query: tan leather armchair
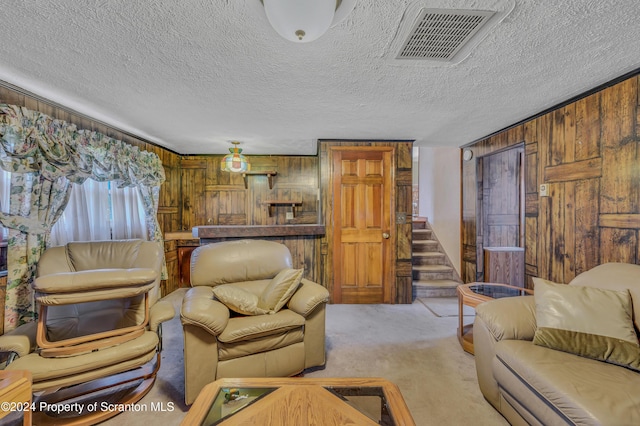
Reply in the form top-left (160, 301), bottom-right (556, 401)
top-left (181, 239), bottom-right (329, 405)
top-left (0, 239), bottom-right (175, 425)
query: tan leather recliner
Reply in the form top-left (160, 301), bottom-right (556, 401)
top-left (0, 239), bottom-right (175, 425)
top-left (180, 239), bottom-right (329, 405)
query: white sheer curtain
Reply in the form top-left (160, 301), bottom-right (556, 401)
top-left (50, 180), bottom-right (147, 246)
top-left (110, 184), bottom-right (147, 240)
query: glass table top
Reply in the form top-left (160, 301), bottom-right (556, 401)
top-left (468, 284), bottom-right (529, 299)
top-left (201, 385), bottom-right (394, 425)
top-left (201, 387), bottom-right (275, 426)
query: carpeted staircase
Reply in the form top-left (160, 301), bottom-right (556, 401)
top-left (412, 218), bottom-right (461, 298)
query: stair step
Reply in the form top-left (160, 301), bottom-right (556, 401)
top-left (413, 264), bottom-right (455, 281)
top-left (412, 252), bottom-right (445, 265)
top-left (412, 240), bottom-right (438, 251)
top-left (412, 218), bottom-right (427, 229)
top-left (413, 279), bottom-right (460, 298)
top-left (413, 265), bottom-right (453, 272)
top-left (412, 229), bottom-right (433, 240)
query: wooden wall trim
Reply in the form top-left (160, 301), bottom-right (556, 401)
top-left (204, 185), bottom-right (244, 191)
top-left (599, 214), bottom-right (640, 229)
top-left (544, 157), bottom-right (602, 182)
top-left (158, 207), bottom-right (179, 214)
top-left (181, 160), bottom-right (208, 169)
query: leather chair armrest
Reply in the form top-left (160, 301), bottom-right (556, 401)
top-left (474, 295), bottom-right (536, 410)
top-left (288, 279), bottom-right (329, 317)
top-left (475, 295), bottom-right (536, 341)
top-left (0, 321), bottom-right (38, 357)
top-left (181, 287), bottom-right (230, 335)
top-left (149, 300), bottom-right (176, 332)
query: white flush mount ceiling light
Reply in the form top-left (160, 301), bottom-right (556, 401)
top-left (262, 0), bottom-right (357, 43)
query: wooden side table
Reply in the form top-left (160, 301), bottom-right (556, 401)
top-left (0, 370), bottom-right (32, 426)
top-left (457, 283), bottom-right (533, 354)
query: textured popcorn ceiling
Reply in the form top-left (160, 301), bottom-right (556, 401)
top-left (0, 1), bottom-right (638, 155)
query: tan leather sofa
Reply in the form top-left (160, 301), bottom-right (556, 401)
top-left (180, 239), bottom-right (330, 404)
top-left (474, 263), bottom-right (640, 425)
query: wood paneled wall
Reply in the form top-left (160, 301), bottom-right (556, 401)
top-left (0, 85), bottom-right (183, 297)
top-left (180, 155), bottom-right (319, 228)
top-left (461, 74), bottom-right (640, 287)
top-left (319, 140), bottom-right (414, 303)
top-left (179, 154), bottom-right (323, 283)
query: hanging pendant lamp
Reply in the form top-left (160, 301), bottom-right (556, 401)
top-left (221, 141), bottom-right (250, 173)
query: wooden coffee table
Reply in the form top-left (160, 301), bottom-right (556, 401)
top-left (181, 377), bottom-right (415, 426)
top-left (457, 282), bottom-right (533, 354)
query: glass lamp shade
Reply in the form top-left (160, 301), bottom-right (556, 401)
top-left (221, 146), bottom-right (250, 173)
top-left (263, 0), bottom-right (336, 43)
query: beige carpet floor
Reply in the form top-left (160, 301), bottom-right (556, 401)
top-left (108, 289), bottom-right (507, 426)
top-left (418, 297), bottom-right (476, 317)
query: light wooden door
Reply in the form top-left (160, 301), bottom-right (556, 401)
top-left (331, 147), bottom-right (394, 303)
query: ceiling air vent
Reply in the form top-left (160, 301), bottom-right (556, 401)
top-left (397, 9), bottom-right (495, 61)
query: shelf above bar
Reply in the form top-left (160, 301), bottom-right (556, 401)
top-left (193, 224), bottom-right (325, 239)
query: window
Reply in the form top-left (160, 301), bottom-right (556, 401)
top-left (50, 180), bottom-right (147, 246)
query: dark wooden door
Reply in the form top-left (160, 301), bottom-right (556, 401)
top-left (480, 146), bottom-right (525, 278)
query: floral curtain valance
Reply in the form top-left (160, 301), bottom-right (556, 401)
top-left (0, 104), bottom-right (165, 187)
top-left (0, 103), bottom-right (167, 332)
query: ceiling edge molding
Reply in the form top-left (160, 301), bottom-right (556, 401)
top-left (0, 79), bottom-right (181, 155)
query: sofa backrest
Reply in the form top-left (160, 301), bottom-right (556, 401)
top-left (190, 239), bottom-right (293, 286)
top-left (38, 239), bottom-right (163, 304)
top-left (569, 262), bottom-right (640, 333)
top-left (36, 239), bottom-right (163, 342)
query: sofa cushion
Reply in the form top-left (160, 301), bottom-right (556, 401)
top-left (212, 285), bottom-right (269, 316)
top-left (218, 328), bottom-right (304, 361)
top-left (569, 262), bottom-right (640, 331)
top-left (258, 269), bottom-right (303, 313)
top-left (218, 309), bottom-right (305, 343)
top-left (6, 331), bottom-right (159, 383)
top-left (494, 339), bottom-right (640, 425)
top-left (533, 278), bottom-right (640, 371)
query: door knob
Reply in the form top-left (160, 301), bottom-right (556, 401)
top-left (382, 232), bottom-right (390, 239)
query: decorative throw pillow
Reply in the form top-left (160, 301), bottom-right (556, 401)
top-left (212, 285), bottom-right (268, 316)
top-left (258, 268), bottom-right (304, 313)
top-left (533, 277), bottom-right (640, 371)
